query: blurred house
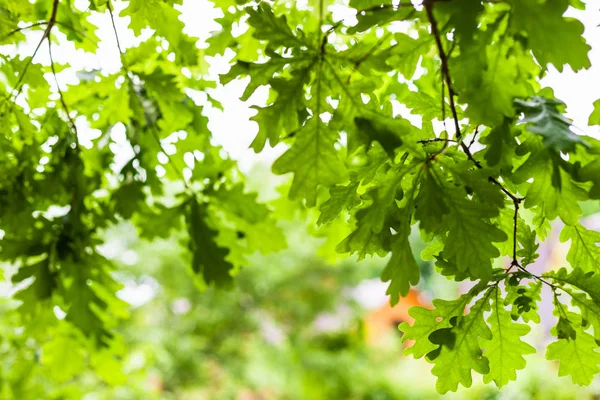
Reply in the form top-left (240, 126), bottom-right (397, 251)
top-left (364, 289), bottom-right (428, 346)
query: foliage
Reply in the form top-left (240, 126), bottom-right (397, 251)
top-left (1, 0), bottom-right (600, 394)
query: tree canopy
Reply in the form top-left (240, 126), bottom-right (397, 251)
top-left (1, 0), bottom-right (600, 394)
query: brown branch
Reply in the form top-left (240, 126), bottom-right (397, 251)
top-left (424, 1), bottom-right (461, 140)
top-left (11, 0), bottom-right (60, 102)
top-left (515, 263), bottom-right (561, 292)
top-left (424, 0), bottom-right (522, 202)
top-left (425, 0), bottom-right (527, 279)
top-left (512, 200), bottom-right (518, 262)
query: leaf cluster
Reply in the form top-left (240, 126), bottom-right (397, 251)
top-left (2, 0), bottom-right (600, 392)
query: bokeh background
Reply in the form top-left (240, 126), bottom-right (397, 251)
top-left (3, 162), bottom-right (600, 399)
top-left (2, 0), bottom-right (600, 398)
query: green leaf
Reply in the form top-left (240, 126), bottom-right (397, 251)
top-left (514, 97), bottom-right (589, 153)
top-left (247, 3), bottom-right (304, 50)
top-left (547, 310), bottom-right (600, 385)
top-left (336, 166), bottom-right (411, 259)
top-left (513, 138), bottom-right (587, 225)
top-left (318, 180), bottom-right (361, 225)
top-left (381, 222), bottom-right (419, 305)
top-left (436, 0), bottom-right (484, 43)
top-left (348, 1), bottom-right (419, 33)
top-left (435, 177), bottom-right (507, 278)
top-left (505, 281), bottom-right (542, 324)
top-left (185, 198), bottom-right (235, 286)
top-left (210, 184), bottom-right (269, 224)
top-left (11, 257), bottom-right (56, 314)
top-left (452, 27), bottom-right (536, 126)
top-left (354, 116), bottom-right (404, 158)
top-left (414, 170), bottom-right (448, 236)
top-left (544, 268), bottom-right (600, 303)
top-left (480, 287), bottom-right (535, 387)
top-left (400, 292), bottom-right (475, 359)
top-left (481, 122), bottom-right (517, 168)
top-left (428, 289), bottom-right (493, 393)
top-left (560, 223), bottom-right (600, 274)
top-left (272, 116), bottom-right (347, 207)
top-left (249, 64), bottom-right (314, 151)
top-left (589, 99), bottom-right (600, 126)
top-left (41, 335), bottom-right (87, 382)
top-left (511, 0), bottom-right (591, 72)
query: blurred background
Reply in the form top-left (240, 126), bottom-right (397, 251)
top-left (2, 0), bottom-right (600, 398)
top-left (2, 162), bottom-right (600, 399)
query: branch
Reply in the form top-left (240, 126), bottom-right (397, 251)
top-left (424, 2), bottom-right (522, 203)
top-left (320, 22), bottom-right (341, 55)
top-left (358, 3), bottom-right (419, 13)
top-left (11, 0), bottom-right (60, 102)
top-left (425, 0), bottom-right (528, 280)
top-left (107, 0), bottom-right (190, 189)
top-left (107, 2), bottom-right (125, 55)
top-left (47, 38), bottom-right (80, 152)
top-left (0, 22), bottom-right (48, 41)
top-left (424, 1), bottom-right (461, 140)
top-left (468, 125), bottom-right (480, 150)
top-left (417, 137), bottom-right (458, 145)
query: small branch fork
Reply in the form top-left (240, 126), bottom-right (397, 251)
top-left (11, 0), bottom-right (59, 102)
top-left (422, 0), bottom-right (576, 301)
top-left (424, 0), bottom-right (527, 273)
top-left (1, 22), bottom-right (49, 40)
top-left (7, 0), bottom-right (79, 151)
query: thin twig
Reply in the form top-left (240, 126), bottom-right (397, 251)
top-left (107, 2), bottom-right (125, 55)
top-left (1, 22), bottom-right (48, 41)
top-left (107, 0), bottom-right (190, 188)
top-left (425, 0), bottom-right (528, 285)
top-left (424, 1), bottom-right (522, 203)
top-left (417, 137), bottom-right (458, 145)
top-left (440, 72), bottom-right (448, 132)
top-left (468, 126), bottom-right (480, 150)
top-left (424, 1), bottom-right (461, 140)
top-left (359, 2), bottom-right (420, 13)
top-left (505, 200), bottom-right (520, 273)
top-left (11, 0), bottom-right (60, 102)
top-left (515, 263), bottom-right (560, 292)
top-left (320, 21), bottom-right (341, 54)
top-left (47, 38), bottom-right (80, 152)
